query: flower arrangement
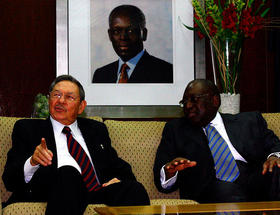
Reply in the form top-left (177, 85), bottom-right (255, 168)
top-left (185, 0), bottom-right (270, 93)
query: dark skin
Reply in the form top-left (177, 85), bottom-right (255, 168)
top-left (164, 80), bottom-right (280, 180)
top-left (108, 13), bottom-right (147, 62)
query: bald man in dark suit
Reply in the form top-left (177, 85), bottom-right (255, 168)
top-left (154, 79), bottom-right (280, 203)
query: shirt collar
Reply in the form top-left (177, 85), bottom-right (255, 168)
top-left (118, 49), bottom-right (145, 73)
top-left (209, 112), bottom-right (223, 127)
top-left (50, 116), bottom-right (78, 135)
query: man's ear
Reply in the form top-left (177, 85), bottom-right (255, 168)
top-left (78, 100), bottom-right (87, 115)
top-left (108, 29), bottom-right (113, 42)
top-left (142, 28), bottom-right (147, 41)
top-left (212, 95), bottom-right (220, 108)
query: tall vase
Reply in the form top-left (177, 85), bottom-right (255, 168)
top-left (210, 37), bottom-right (243, 114)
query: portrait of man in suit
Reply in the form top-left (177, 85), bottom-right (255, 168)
top-left (92, 4), bottom-right (173, 84)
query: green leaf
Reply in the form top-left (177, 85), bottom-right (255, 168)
top-left (182, 23), bottom-right (196, 31)
top-left (248, 0), bottom-right (254, 8)
top-left (261, 8), bottom-right (270, 17)
top-left (217, 0), bottom-right (223, 13)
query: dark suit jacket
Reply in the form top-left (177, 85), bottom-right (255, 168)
top-left (153, 112), bottom-right (280, 201)
top-left (2, 117), bottom-right (136, 203)
top-left (92, 51), bottom-right (173, 83)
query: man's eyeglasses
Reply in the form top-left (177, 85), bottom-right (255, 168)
top-left (48, 91), bottom-right (79, 103)
top-left (179, 94), bottom-right (210, 107)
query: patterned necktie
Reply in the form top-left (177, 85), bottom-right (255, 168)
top-left (62, 126), bottom-right (101, 192)
top-left (205, 124), bottom-right (240, 182)
top-left (118, 63), bottom-right (129, 83)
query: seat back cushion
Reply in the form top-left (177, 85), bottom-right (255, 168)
top-left (104, 120), bottom-right (179, 199)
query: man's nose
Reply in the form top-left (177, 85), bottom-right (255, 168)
top-left (58, 95), bottom-right (66, 103)
top-left (185, 100), bottom-right (193, 109)
top-left (120, 30), bottom-right (129, 39)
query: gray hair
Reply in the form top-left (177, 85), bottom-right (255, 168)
top-left (49, 75), bottom-right (85, 101)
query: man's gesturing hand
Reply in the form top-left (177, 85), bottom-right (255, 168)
top-left (30, 138), bottom-right (53, 166)
top-left (102, 178), bottom-right (121, 187)
top-left (262, 156), bottom-right (280, 175)
top-left (164, 157), bottom-right (197, 180)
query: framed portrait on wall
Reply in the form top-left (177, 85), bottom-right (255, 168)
top-left (58, 0), bottom-right (194, 106)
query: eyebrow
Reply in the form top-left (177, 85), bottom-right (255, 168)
top-left (52, 90), bottom-right (75, 95)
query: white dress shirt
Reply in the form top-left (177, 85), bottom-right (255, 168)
top-left (24, 117), bottom-right (93, 183)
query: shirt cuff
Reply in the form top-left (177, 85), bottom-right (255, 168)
top-left (24, 157), bottom-right (40, 183)
top-left (267, 152), bottom-right (280, 159)
top-left (160, 165), bottom-right (178, 189)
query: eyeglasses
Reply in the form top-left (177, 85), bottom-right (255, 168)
top-left (49, 91), bottom-right (79, 103)
top-left (179, 94), bottom-right (210, 107)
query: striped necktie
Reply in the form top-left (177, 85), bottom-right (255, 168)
top-left (118, 63), bottom-right (129, 83)
top-left (62, 126), bottom-right (101, 192)
top-left (205, 124), bottom-right (240, 182)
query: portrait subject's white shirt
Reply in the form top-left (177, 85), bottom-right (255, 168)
top-left (24, 117), bottom-right (94, 183)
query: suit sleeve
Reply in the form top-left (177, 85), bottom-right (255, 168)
top-left (153, 122), bottom-right (179, 193)
top-left (2, 120), bottom-right (35, 192)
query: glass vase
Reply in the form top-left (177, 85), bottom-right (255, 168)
top-left (210, 37), bottom-right (243, 94)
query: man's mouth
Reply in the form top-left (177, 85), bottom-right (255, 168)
top-left (55, 105), bottom-right (66, 112)
top-left (187, 111), bottom-right (198, 118)
top-left (119, 46), bottom-right (129, 51)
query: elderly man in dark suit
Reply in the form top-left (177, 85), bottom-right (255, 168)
top-left (153, 79), bottom-right (280, 203)
top-left (3, 75), bottom-right (150, 215)
top-left (92, 4), bottom-right (173, 84)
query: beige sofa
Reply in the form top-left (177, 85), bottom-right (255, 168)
top-left (1, 113), bottom-right (280, 214)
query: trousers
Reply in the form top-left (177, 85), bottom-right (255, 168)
top-left (45, 166), bottom-right (150, 215)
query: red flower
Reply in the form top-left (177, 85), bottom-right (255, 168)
top-left (240, 8), bottom-right (264, 38)
top-left (206, 15), bottom-right (217, 36)
top-left (222, 3), bottom-right (238, 32)
top-left (194, 13), bottom-right (205, 39)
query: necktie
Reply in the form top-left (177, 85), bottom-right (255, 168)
top-left (205, 124), bottom-right (240, 182)
top-left (62, 126), bottom-right (101, 192)
top-left (118, 63), bottom-right (129, 83)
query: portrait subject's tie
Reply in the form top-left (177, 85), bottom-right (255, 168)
top-left (205, 124), bottom-right (240, 182)
top-left (118, 63), bottom-right (129, 83)
top-left (62, 126), bottom-right (101, 192)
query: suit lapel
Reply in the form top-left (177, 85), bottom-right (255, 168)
top-left (41, 118), bottom-right (58, 168)
top-left (128, 51), bottom-right (149, 82)
top-left (77, 118), bottom-right (96, 157)
top-left (221, 114), bottom-right (244, 155)
top-left (109, 61), bottom-right (119, 82)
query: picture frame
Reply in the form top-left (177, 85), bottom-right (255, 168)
top-left (56, 0), bottom-right (198, 117)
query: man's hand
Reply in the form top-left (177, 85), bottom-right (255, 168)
top-left (262, 156), bottom-right (280, 175)
top-left (164, 157), bottom-right (197, 180)
top-left (102, 178), bottom-right (121, 187)
top-left (30, 138), bottom-right (53, 166)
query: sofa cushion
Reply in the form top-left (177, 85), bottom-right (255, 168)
top-left (104, 120), bottom-right (180, 200)
top-left (262, 113), bottom-right (280, 138)
top-left (2, 202), bottom-right (106, 215)
top-left (0, 117), bottom-right (22, 203)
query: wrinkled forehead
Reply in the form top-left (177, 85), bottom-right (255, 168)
top-left (184, 82), bottom-right (209, 97)
top-left (53, 81), bottom-right (79, 94)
